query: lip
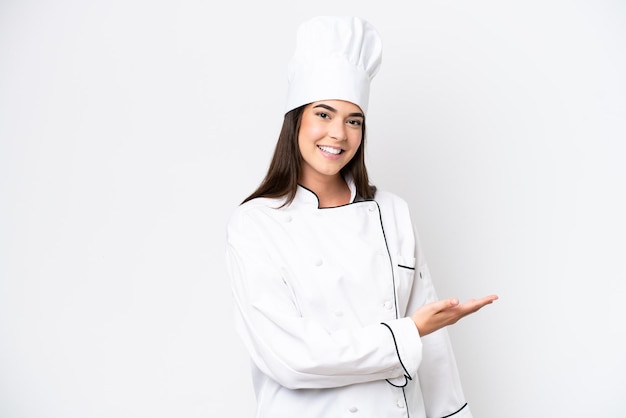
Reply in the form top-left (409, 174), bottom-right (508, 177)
top-left (317, 145), bottom-right (344, 160)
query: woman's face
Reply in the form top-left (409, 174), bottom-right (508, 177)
top-left (298, 100), bottom-right (364, 183)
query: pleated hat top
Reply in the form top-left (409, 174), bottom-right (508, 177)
top-left (284, 16), bottom-right (383, 115)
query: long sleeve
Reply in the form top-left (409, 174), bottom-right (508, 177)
top-left (226, 203), bottom-right (423, 390)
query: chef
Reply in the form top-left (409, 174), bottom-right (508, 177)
top-left (225, 15), bottom-right (498, 418)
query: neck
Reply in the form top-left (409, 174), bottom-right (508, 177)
top-left (300, 174), bottom-right (351, 208)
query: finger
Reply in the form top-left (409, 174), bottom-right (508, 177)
top-left (428, 297), bottom-right (460, 314)
top-left (459, 295), bottom-right (499, 313)
top-left (463, 295), bottom-right (498, 305)
top-left (477, 294), bottom-right (499, 304)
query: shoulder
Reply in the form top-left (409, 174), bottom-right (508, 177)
top-left (373, 188), bottom-right (415, 229)
top-left (227, 196), bottom-right (287, 231)
top-left (373, 188), bottom-right (410, 211)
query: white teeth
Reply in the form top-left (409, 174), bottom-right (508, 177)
top-left (318, 145), bottom-right (341, 155)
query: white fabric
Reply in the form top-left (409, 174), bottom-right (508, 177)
top-left (284, 16), bottom-right (383, 115)
top-left (225, 180), bottom-right (472, 418)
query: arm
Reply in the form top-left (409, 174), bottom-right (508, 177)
top-left (226, 207), bottom-right (423, 390)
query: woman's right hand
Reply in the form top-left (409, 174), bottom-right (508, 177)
top-left (411, 294), bottom-right (499, 337)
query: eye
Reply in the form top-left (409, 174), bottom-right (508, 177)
top-left (347, 119), bottom-right (363, 127)
top-left (316, 112), bottom-right (331, 119)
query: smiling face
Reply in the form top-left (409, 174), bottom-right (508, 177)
top-left (297, 100), bottom-right (364, 186)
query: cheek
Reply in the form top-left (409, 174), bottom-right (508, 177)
top-left (349, 132), bottom-right (363, 149)
top-left (299, 118), bottom-right (326, 142)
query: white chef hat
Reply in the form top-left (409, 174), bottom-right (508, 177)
top-left (284, 16), bottom-right (383, 115)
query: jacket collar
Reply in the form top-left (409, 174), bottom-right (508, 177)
top-left (293, 176), bottom-right (358, 209)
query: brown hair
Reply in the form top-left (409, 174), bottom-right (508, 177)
top-left (242, 104), bottom-right (377, 206)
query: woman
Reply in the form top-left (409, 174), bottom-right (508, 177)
top-left (225, 15), bottom-right (498, 418)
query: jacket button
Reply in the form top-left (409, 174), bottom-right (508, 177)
top-left (283, 215), bottom-right (292, 223)
top-left (349, 406), bottom-right (358, 413)
top-left (383, 301), bottom-right (393, 310)
top-left (314, 258), bottom-right (323, 266)
top-left (396, 400), bottom-right (405, 408)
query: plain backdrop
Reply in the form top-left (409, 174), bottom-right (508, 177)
top-left (1, 1), bottom-right (625, 417)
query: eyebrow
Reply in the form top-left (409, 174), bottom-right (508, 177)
top-left (313, 103), bottom-right (364, 118)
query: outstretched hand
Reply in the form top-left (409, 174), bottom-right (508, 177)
top-left (411, 294), bottom-right (499, 337)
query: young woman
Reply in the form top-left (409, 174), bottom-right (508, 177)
top-left (226, 16), bottom-right (498, 418)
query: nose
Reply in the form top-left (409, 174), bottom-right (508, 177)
top-left (329, 120), bottom-right (347, 141)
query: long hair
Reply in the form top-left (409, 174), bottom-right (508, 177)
top-left (242, 104), bottom-right (377, 206)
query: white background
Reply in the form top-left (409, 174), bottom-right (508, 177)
top-left (1, 1), bottom-right (625, 417)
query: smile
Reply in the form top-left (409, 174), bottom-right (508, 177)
top-left (318, 145), bottom-right (343, 155)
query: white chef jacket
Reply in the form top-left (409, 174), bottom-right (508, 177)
top-left (226, 179), bottom-right (471, 418)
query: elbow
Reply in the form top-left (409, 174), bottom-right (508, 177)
top-left (255, 356), bottom-right (342, 390)
top-left (266, 365), bottom-right (324, 390)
